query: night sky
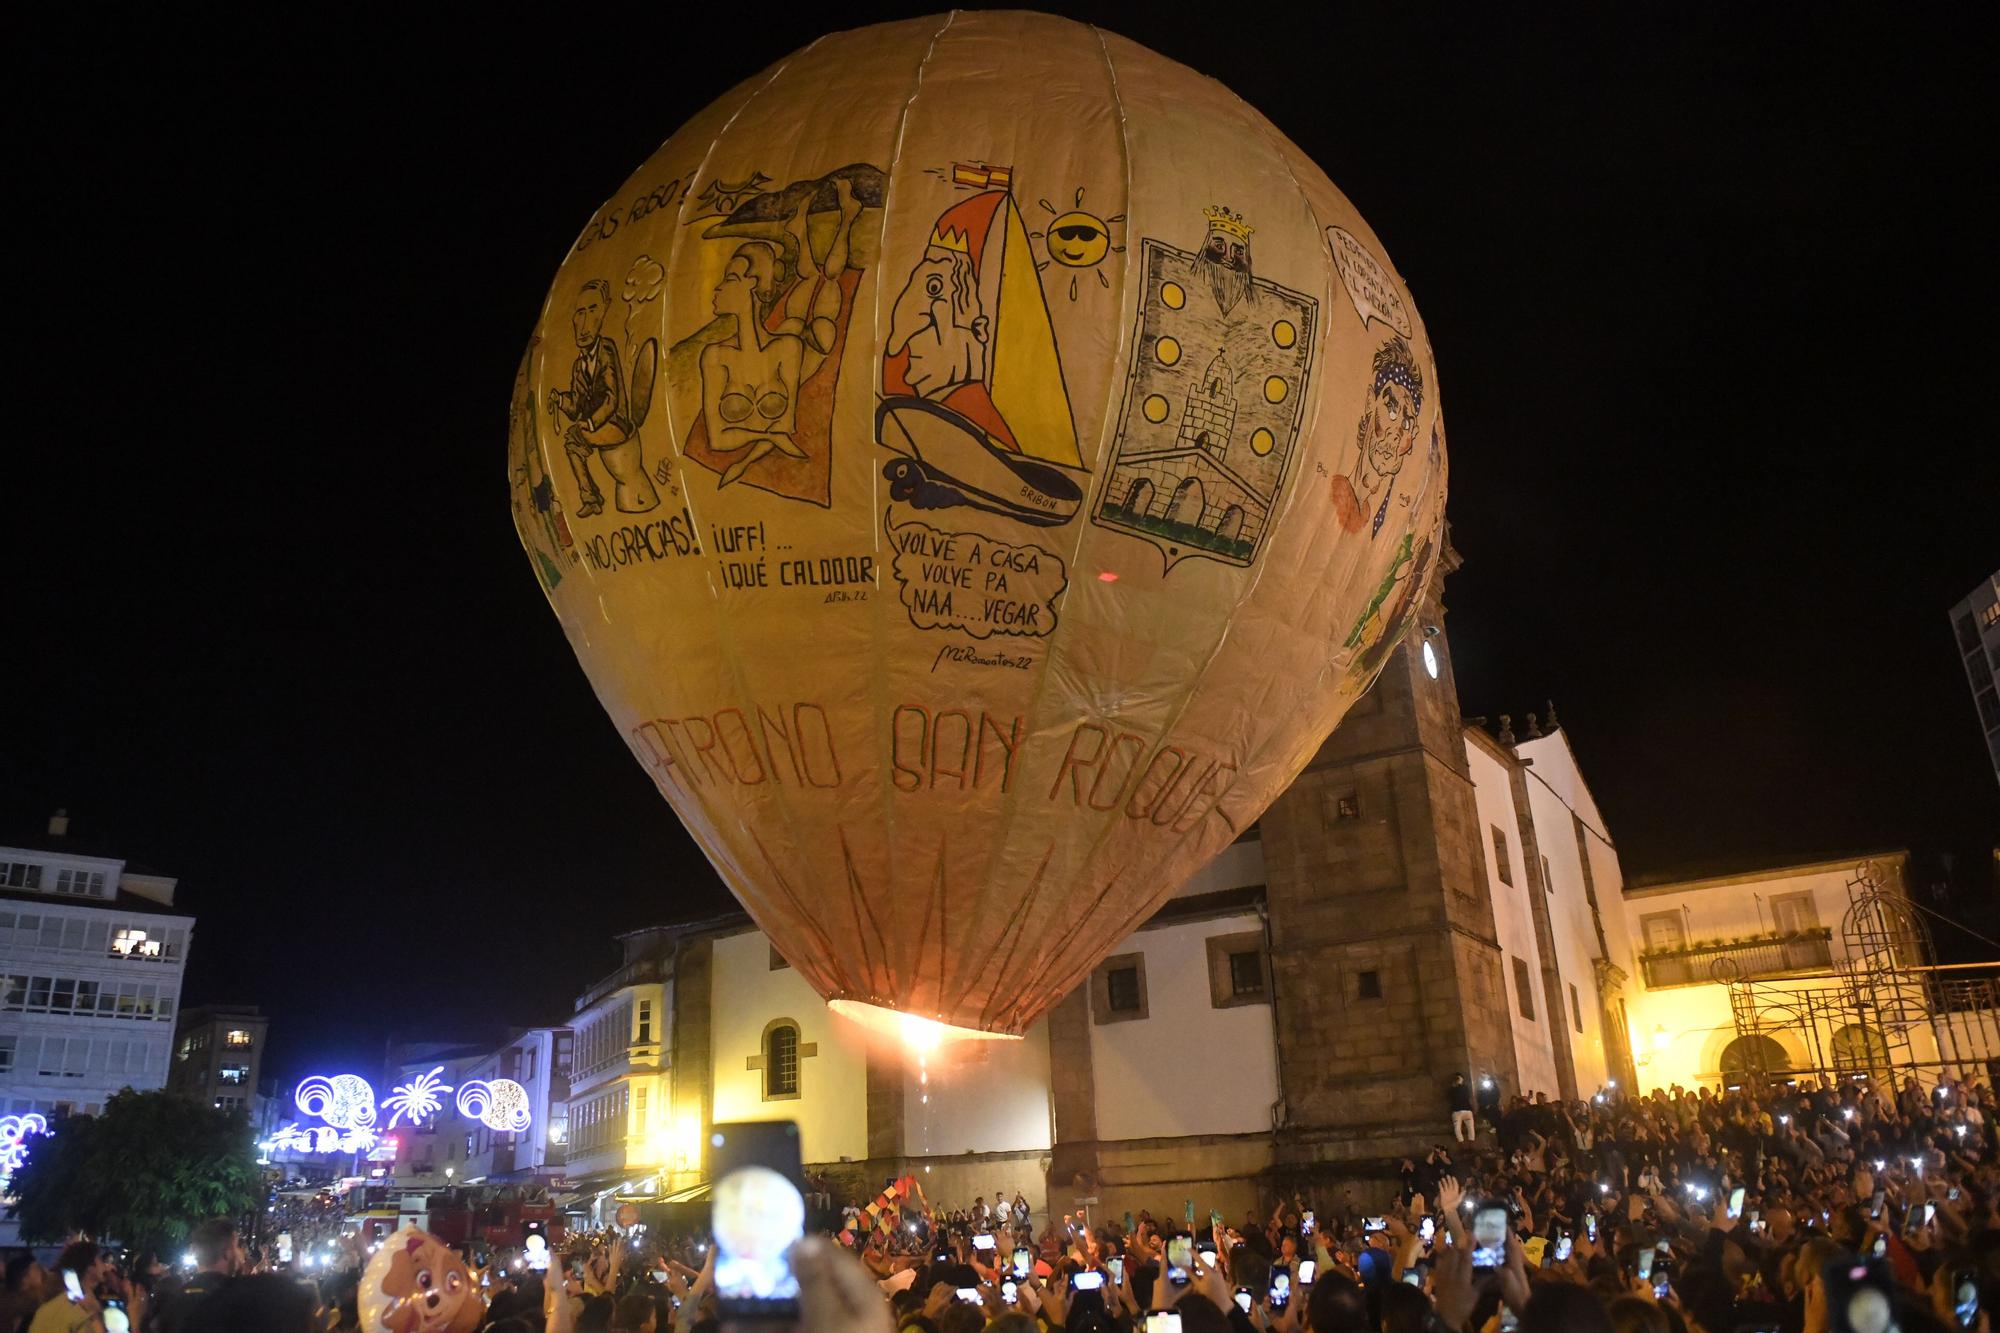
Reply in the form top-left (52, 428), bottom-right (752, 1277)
top-left (11, 6), bottom-right (1995, 1087)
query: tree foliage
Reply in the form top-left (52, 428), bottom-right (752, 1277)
top-left (7, 1090), bottom-right (261, 1252)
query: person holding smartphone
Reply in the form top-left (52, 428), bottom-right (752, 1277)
top-left (27, 1242), bottom-right (143, 1333)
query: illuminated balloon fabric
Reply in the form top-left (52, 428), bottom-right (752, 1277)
top-left (359, 1227), bottom-right (485, 1333)
top-left (512, 11), bottom-right (1447, 1035)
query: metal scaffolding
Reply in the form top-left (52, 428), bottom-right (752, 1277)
top-left (1717, 861), bottom-right (2000, 1089)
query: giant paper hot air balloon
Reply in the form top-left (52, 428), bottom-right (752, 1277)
top-left (510, 11), bottom-right (1447, 1039)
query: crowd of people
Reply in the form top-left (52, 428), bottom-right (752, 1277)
top-left (3, 1071), bottom-right (1996, 1332)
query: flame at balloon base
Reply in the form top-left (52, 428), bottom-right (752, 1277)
top-left (828, 1000), bottom-right (1023, 1055)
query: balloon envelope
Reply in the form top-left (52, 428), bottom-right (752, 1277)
top-left (511, 11), bottom-right (1447, 1035)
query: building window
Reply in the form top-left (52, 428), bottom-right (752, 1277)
top-left (1568, 983), bottom-right (1583, 1033)
top-left (1108, 968), bottom-right (1142, 1011)
top-left (634, 1086), bottom-right (648, 1135)
top-left (224, 1029), bottom-right (253, 1048)
top-left (764, 1023), bottom-right (801, 1100)
top-left (1511, 955), bottom-right (1536, 1022)
top-left (54, 870), bottom-right (106, 898)
top-left (1541, 856), bottom-right (1553, 894)
top-left (1204, 932), bottom-right (1268, 1010)
top-left (1358, 969), bottom-right (1383, 1000)
top-left (636, 1000), bottom-right (653, 1046)
top-left (0, 1036), bottom-right (13, 1073)
top-left (219, 1064), bottom-right (249, 1086)
top-left (0, 862), bottom-right (42, 890)
top-left (111, 928), bottom-right (162, 958)
top-left (1491, 828), bottom-right (1514, 887)
top-left (1228, 952), bottom-right (1266, 998)
top-left (1091, 952), bottom-right (1150, 1024)
top-left (1335, 794), bottom-right (1360, 820)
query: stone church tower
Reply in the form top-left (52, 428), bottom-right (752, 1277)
top-left (1259, 539), bottom-right (1523, 1176)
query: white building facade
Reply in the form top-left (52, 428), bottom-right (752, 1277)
top-left (0, 818), bottom-right (193, 1244)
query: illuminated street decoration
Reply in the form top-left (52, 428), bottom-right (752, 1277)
top-left (456, 1078), bottom-right (531, 1133)
top-left (383, 1067), bottom-right (452, 1128)
top-left (0, 1112), bottom-right (48, 1182)
top-left (266, 1122), bottom-right (379, 1155)
top-left (295, 1074), bottom-right (377, 1130)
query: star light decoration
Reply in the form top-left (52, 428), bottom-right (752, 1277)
top-left (0, 1112), bottom-right (48, 1184)
top-left (383, 1067), bottom-right (452, 1128)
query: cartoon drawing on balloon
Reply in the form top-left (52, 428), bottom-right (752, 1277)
top-left (1329, 335), bottom-right (1426, 539)
top-left (696, 171), bottom-right (772, 217)
top-left (671, 163), bottom-right (883, 507)
top-left (875, 163), bottom-right (1088, 529)
top-left (1028, 187), bottom-right (1124, 303)
top-left (547, 279), bottom-right (661, 519)
top-left (507, 342), bottom-right (576, 593)
top-left (1339, 525), bottom-right (1438, 679)
top-left (1090, 207), bottom-right (1317, 572)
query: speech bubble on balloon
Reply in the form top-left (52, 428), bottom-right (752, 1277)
top-left (622, 254), bottom-right (666, 344)
top-left (886, 510), bottom-right (1068, 642)
top-left (1327, 227), bottom-right (1414, 338)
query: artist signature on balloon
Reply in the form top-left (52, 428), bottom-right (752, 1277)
top-left (931, 644), bottom-right (1033, 673)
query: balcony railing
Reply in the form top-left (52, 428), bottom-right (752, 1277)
top-left (1640, 928), bottom-right (1833, 988)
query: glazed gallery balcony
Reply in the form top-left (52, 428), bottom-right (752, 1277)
top-left (1639, 928), bottom-right (1835, 989)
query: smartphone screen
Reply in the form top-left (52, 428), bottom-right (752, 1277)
top-left (1269, 1273), bottom-right (1291, 1309)
top-left (1472, 1205), bottom-right (1508, 1270)
top-left (1419, 1216), bottom-right (1435, 1246)
top-left (972, 1233), bottom-right (996, 1252)
top-left (1954, 1273), bottom-right (1979, 1327)
top-left (1001, 1280), bottom-right (1018, 1305)
top-left (1233, 1291), bottom-right (1252, 1312)
top-left (1146, 1315), bottom-right (1183, 1333)
top-left (1585, 1214), bottom-right (1598, 1242)
top-left (1363, 1217), bottom-right (1386, 1233)
top-left (709, 1121), bottom-right (806, 1317)
top-left (1011, 1248), bottom-right (1031, 1280)
top-left (1107, 1256), bottom-right (1124, 1284)
top-left (1298, 1259), bottom-right (1316, 1284)
top-left (1554, 1235), bottom-right (1573, 1262)
top-left (1166, 1236), bottom-right (1193, 1286)
top-left (1302, 1210), bottom-right (1315, 1234)
top-left (1636, 1250), bottom-right (1654, 1282)
top-left (102, 1309), bottom-right (130, 1333)
top-left (1072, 1270), bottom-right (1105, 1291)
top-left (956, 1288), bottom-right (983, 1303)
top-left (63, 1271), bottom-right (85, 1305)
top-left (1728, 1187), bottom-right (1746, 1219)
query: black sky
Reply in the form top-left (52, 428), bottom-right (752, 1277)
top-left (10, 5), bottom-right (1995, 1086)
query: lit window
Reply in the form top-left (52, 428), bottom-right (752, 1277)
top-left (764, 1024), bottom-right (800, 1100)
top-left (1491, 827), bottom-right (1514, 887)
top-left (636, 1000), bottom-right (653, 1045)
top-left (111, 929), bottom-right (161, 958)
top-left (224, 1030), bottom-right (253, 1048)
top-left (219, 1064), bottom-right (249, 1086)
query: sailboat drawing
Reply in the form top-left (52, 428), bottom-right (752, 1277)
top-left (877, 168), bottom-right (1086, 527)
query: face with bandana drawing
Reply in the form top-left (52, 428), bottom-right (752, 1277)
top-left (1356, 335), bottom-right (1424, 491)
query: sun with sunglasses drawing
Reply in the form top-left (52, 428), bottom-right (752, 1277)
top-left (1030, 188), bottom-right (1126, 301)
